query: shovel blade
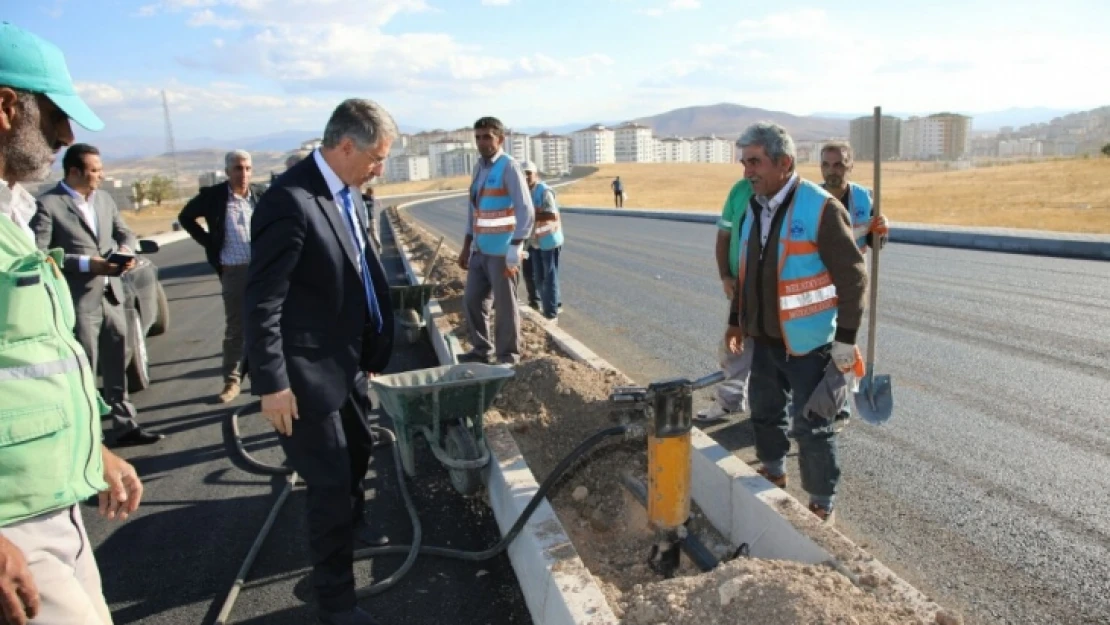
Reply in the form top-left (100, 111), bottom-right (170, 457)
top-left (853, 372), bottom-right (894, 425)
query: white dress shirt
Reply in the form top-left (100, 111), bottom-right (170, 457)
top-left (312, 149), bottom-right (367, 273)
top-left (0, 179), bottom-right (37, 243)
top-left (754, 173), bottom-right (799, 249)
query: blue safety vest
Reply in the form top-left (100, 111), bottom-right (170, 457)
top-left (471, 156), bottom-right (516, 256)
top-left (738, 180), bottom-right (838, 355)
top-left (845, 182), bottom-right (873, 251)
top-left (531, 182), bottom-right (564, 250)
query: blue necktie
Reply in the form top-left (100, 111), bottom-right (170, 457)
top-left (338, 189), bottom-right (383, 333)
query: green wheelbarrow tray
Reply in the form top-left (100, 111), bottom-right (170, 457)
top-left (370, 363), bottom-right (516, 495)
top-left (389, 283), bottom-right (437, 343)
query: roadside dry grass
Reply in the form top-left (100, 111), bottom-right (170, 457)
top-left (373, 176), bottom-right (470, 196)
top-left (554, 159), bottom-right (1110, 234)
top-left (120, 199), bottom-right (187, 237)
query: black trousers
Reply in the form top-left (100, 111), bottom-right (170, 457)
top-left (278, 374), bottom-right (374, 612)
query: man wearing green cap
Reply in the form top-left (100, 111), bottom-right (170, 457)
top-left (0, 22), bottom-right (143, 625)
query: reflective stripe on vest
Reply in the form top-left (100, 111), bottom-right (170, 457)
top-left (737, 179), bottom-right (838, 355)
top-left (0, 355), bottom-right (83, 381)
top-left (472, 156), bottom-right (516, 255)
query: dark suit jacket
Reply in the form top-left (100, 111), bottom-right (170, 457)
top-left (31, 183), bottom-right (138, 313)
top-left (178, 182), bottom-right (264, 274)
top-left (244, 156), bottom-right (394, 417)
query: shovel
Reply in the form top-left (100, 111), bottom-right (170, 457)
top-left (853, 106), bottom-right (894, 424)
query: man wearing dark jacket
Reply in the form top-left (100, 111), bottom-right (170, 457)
top-left (178, 150), bottom-right (263, 402)
top-left (725, 122), bottom-right (867, 524)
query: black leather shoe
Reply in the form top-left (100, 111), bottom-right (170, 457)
top-left (318, 606), bottom-right (379, 625)
top-left (354, 518), bottom-right (389, 547)
top-left (114, 428), bottom-right (165, 446)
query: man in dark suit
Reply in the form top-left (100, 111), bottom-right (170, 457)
top-left (178, 149), bottom-right (265, 403)
top-left (31, 143), bottom-right (164, 445)
top-left (244, 99), bottom-right (396, 625)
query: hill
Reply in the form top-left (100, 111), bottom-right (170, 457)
top-left (630, 103), bottom-right (848, 140)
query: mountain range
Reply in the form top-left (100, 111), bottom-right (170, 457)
top-left (98, 103), bottom-right (1089, 162)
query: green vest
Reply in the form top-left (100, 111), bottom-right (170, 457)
top-left (0, 212), bottom-right (106, 526)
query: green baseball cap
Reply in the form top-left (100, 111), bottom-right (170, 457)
top-left (0, 22), bottom-right (103, 131)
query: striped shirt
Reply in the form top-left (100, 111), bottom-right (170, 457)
top-left (220, 186), bottom-right (253, 266)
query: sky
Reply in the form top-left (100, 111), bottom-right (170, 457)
top-left (7, 0), bottom-right (1110, 143)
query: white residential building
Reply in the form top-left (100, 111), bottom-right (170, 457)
top-left (657, 137), bottom-right (692, 163)
top-left (385, 154), bottom-right (430, 183)
top-left (998, 138), bottom-right (1043, 158)
top-left (198, 171), bottom-right (226, 187)
top-left (615, 122), bottom-right (654, 162)
top-left (506, 132), bottom-right (531, 163)
top-left (691, 135), bottom-right (733, 163)
top-left (570, 124), bottom-right (616, 165)
top-left (440, 148), bottom-right (482, 178)
top-left (900, 113), bottom-right (972, 160)
top-left (407, 128), bottom-right (474, 157)
top-left (530, 132), bottom-right (571, 175)
top-left (428, 139), bottom-right (466, 178)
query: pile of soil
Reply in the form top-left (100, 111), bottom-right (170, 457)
top-left (389, 209), bottom-right (961, 625)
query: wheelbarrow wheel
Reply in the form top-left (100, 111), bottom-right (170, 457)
top-left (400, 308), bottom-right (422, 344)
top-left (444, 423), bottom-right (482, 496)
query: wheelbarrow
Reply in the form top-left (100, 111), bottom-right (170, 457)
top-left (370, 363), bottom-right (516, 495)
top-left (389, 283), bottom-right (436, 344)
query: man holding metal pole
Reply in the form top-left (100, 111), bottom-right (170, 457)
top-left (724, 121), bottom-right (867, 523)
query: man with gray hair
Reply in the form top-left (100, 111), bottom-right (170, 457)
top-left (244, 99), bottom-right (396, 625)
top-left (178, 148), bottom-right (262, 402)
top-left (723, 121), bottom-right (867, 523)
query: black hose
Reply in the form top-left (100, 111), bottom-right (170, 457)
top-left (229, 400), bottom-right (293, 476)
top-left (355, 425), bottom-right (421, 597)
top-left (354, 424), bottom-right (629, 563)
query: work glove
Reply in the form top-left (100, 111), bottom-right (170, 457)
top-left (830, 341), bottom-right (859, 373)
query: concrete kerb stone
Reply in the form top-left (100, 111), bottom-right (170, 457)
top-left (386, 199), bottom-right (619, 625)
top-left (392, 193), bottom-right (946, 622)
top-left (145, 230), bottom-right (192, 247)
top-left (561, 206), bottom-right (1110, 261)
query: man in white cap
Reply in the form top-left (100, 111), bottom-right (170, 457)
top-left (0, 21), bottom-right (144, 625)
top-left (521, 160), bottom-right (563, 322)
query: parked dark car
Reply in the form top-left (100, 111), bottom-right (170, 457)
top-left (123, 239), bottom-right (169, 391)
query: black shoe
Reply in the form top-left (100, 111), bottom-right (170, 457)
top-left (114, 428), bottom-right (165, 446)
top-left (318, 606), bottom-right (379, 625)
top-left (528, 300), bottom-right (540, 310)
top-left (457, 351), bottom-right (491, 364)
top-left (354, 518), bottom-right (389, 546)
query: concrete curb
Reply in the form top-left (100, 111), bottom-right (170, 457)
top-left (561, 206), bottom-right (1110, 261)
top-left (145, 230), bottom-right (192, 247)
top-left (392, 198), bottom-right (946, 621)
top-left (386, 205), bottom-right (619, 625)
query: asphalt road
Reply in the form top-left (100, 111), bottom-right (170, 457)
top-left (84, 196), bottom-right (530, 625)
top-left (408, 194), bottom-right (1110, 625)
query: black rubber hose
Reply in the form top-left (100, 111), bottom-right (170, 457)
top-left (229, 400), bottom-right (294, 476)
top-left (354, 424), bottom-right (628, 563)
top-left (355, 425), bottom-right (421, 597)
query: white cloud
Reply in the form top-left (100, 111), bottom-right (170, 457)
top-left (187, 9), bottom-right (242, 29)
top-left (641, 0), bottom-right (700, 17)
top-left (75, 80), bottom-right (330, 116)
top-left (480, 0), bottom-right (513, 5)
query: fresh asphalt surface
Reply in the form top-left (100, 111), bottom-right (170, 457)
top-left (408, 194), bottom-right (1110, 625)
top-left (84, 194), bottom-right (531, 625)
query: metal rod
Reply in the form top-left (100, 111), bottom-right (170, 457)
top-left (690, 370), bottom-right (725, 391)
top-left (214, 473), bottom-right (299, 625)
top-left (866, 106), bottom-right (883, 371)
top-left (620, 473), bottom-right (718, 573)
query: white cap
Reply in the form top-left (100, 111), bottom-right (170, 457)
top-left (521, 160), bottom-right (538, 172)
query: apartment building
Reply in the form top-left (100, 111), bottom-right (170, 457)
top-left (849, 115), bottom-right (902, 161)
top-left (385, 154), bottom-right (431, 183)
top-left (615, 122), bottom-right (654, 162)
top-left (531, 132), bottom-right (571, 175)
top-left (406, 128), bottom-right (474, 158)
top-left (998, 138), bottom-right (1043, 158)
top-left (691, 135), bottom-right (733, 163)
top-left (656, 136), bottom-right (692, 163)
top-left (428, 139), bottom-right (466, 178)
top-left (901, 113), bottom-right (972, 160)
top-left (570, 124), bottom-right (616, 165)
top-left (505, 132), bottom-right (531, 163)
top-left (440, 148), bottom-right (482, 178)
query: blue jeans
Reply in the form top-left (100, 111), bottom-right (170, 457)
top-left (532, 247), bottom-right (561, 318)
top-left (749, 340), bottom-right (841, 506)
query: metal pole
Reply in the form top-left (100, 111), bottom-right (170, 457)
top-left (865, 107), bottom-right (883, 372)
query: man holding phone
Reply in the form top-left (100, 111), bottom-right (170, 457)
top-left (32, 143), bottom-right (164, 445)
